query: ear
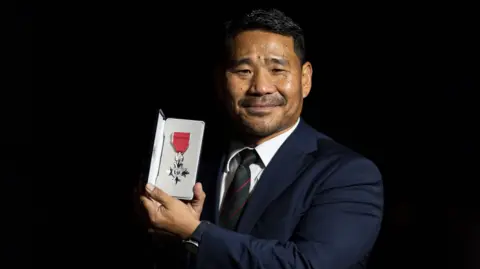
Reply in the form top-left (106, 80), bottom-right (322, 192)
top-left (301, 61), bottom-right (313, 98)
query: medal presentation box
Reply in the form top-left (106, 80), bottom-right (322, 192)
top-left (147, 109), bottom-right (205, 200)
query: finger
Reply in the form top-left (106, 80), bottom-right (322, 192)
top-left (141, 195), bottom-right (167, 230)
top-left (140, 195), bottom-right (155, 212)
top-left (141, 194), bottom-right (163, 209)
top-left (145, 184), bottom-right (172, 208)
top-left (193, 182), bottom-right (206, 202)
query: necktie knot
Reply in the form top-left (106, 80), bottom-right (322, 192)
top-left (239, 148), bottom-right (258, 167)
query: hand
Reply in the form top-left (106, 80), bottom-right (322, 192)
top-left (140, 183), bottom-right (205, 239)
top-left (186, 182), bottom-right (206, 220)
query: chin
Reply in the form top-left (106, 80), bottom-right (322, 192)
top-left (241, 117), bottom-right (281, 137)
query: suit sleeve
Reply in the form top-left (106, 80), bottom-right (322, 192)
top-left (194, 157), bottom-right (384, 269)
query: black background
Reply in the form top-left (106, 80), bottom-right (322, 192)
top-left (11, 2), bottom-right (478, 268)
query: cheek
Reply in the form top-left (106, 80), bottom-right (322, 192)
top-left (275, 75), bottom-right (300, 100)
top-left (278, 77), bottom-right (293, 90)
top-left (226, 77), bottom-right (248, 100)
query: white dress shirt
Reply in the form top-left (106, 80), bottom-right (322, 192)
top-left (218, 118), bottom-right (300, 209)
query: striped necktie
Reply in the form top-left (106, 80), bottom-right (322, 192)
top-left (219, 148), bottom-right (259, 230)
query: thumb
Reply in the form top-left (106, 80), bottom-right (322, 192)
top-left (145, 183), bottom-right (172, 208)
top-left (193, 182), bottom-right (206, 202)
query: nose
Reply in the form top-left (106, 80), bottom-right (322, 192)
top-left (250, 70), bottom-right (276, 95)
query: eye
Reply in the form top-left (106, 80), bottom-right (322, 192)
top-left (272, 69), bottom-right (286, 73)
top-left (235, 69), bottom-right (252, 74)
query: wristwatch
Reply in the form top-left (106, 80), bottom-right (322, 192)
top-left (183, 221), bottom-right (211, 254)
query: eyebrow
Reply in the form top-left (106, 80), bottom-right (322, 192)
top-left (229, 57), bottom-right (289, 67)
top-left (266, 58), bottom-right (289, 66)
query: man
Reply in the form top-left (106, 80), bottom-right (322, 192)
top-left (140, 8), bottom-right (383, 269)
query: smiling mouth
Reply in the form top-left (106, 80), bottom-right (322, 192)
top-left (239, 95), bottom-right (286, 114)
top-left (244, 104), bottom-right (278, 108)
top-left (243, 105), bottom-right (278, 114)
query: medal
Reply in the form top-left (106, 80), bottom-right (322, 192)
top-left (167, 132), bottom-right (190, 184)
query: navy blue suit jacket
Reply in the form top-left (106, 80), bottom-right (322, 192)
top-left (191, 118), bottom-right (384, 269)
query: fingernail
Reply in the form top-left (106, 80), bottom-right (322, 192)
top-left (146, 183), bottom-right (155, 192)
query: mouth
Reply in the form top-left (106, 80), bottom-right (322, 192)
top-left (239, 95), bottom-right (286, 116)
top-left (242, 104), bottom-right (279, 115)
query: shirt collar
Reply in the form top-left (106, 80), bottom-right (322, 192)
top-left (224, 118), bottom-right (300, 172)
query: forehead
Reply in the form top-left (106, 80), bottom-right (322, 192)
top-left (229, 30), bottom-right (297, 61)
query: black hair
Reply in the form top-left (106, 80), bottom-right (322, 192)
top-left (220, 8), bottom-right (306, 65)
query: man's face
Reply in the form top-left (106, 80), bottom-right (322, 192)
top-left (220, 30), bottom-right (312, 139)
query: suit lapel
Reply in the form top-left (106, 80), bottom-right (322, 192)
top-left (236, 119), bottom-right (319, 233)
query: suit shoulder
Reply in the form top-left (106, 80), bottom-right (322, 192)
top-left (317, 137), bottom-right (379, 167)
top-left (315, 137), bottom-right (364, 161)
top-left (299, 124), bottom-right (381, 182)
top-left (299, 120), bottom-right (378, 167)
top-left (297, 140), bottom-right (382, 207)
